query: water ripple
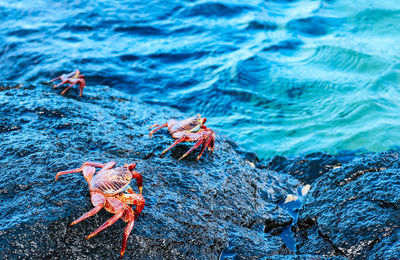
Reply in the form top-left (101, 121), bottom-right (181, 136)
top-left (1, 0), bottom-right (400, 158)
top-left (287, 15), bottom-right (344, 36)
top-left (178, 2), bottom-right (253, 18)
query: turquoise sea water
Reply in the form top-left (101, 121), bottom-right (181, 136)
top-left (1, 0), bottom-right (400, 159)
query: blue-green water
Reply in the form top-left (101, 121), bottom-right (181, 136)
top-left (1, 0), bottom-right (400, 159)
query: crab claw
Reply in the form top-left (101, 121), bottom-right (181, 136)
top-left (128, 163), bottom-right (136, 171)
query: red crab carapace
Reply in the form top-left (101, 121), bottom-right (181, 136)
top-left (55, 161), bottom-right (145, 258)
top-left (149, 114), bottom-right (215, 161)
top-left (51, 69), bottom-right (86, 97)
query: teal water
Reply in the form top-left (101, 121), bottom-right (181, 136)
top-left (1, 0), bottom-right (400, 159)
top-left (207, 0), bottom-right (400, 158)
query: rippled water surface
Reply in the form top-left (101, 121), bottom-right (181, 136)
top-left (2, 0), bottom-right (400, 159)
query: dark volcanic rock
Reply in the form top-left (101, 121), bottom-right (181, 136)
top-left (265, 152), bottom-right (341, 185)
top-left (0, 83), bottom-right (299, 259)
top-left (3, 83), bottom-right (397, 259)
top-left (295, 152), bottom-right (400, 259)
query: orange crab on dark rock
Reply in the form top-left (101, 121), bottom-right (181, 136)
top-left (149, 114), bottom-right (215, 161)
top-left (51, 69), bottom-right (86, 97)
top-left (55, 161), bottom-right (145, 258)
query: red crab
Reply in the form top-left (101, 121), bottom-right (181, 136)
top-left (149, 114), bottom-right (215, 161)
top-left (55, 161), bottom-right (145, 258)
top-left (51, 69), bottom-right (86, 97)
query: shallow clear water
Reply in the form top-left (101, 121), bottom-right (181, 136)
top-left (2, 0), bottom-right (400, 159)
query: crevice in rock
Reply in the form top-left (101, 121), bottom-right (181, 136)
top-left (371, 198), bottom-right (400, 211)
top-left (317, 229), bottom-right (346, 257)
top-left (338, 167), bottom-right (386, 186)
top-left (0, 83), bottom-right (22, 92)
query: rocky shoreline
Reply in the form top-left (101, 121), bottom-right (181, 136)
top-left (0, 83), bottom-right (399, 259)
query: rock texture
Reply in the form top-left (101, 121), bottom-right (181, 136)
top-left (268, 152), bottom-right (400, 259)
top-left (2, 83), bottom-right (399, 259)
top-left (0, 83), bottom-right (299, 259)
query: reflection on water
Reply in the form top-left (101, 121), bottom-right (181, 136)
top-left (1, 0), bottom-right (400, 159)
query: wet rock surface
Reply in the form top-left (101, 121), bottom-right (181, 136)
top-left (1, 83), bottom-right (399, 259)
top-left (265, 152), bottom-right (342, 185)
top-left (270, 152), bottom-right (400, 259)
top-left (0, 83), bottom-right (299, 259)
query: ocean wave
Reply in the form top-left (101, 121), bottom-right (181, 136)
top-left (0, 0), bottom-right (399, 158)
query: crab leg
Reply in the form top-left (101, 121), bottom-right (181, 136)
top-left (70, 193), bottom-right (106, 226)
top-left (197, 136), bottom-right (213, 160)
top-left (55, 161), bottom-right (114, 181)
top-left (148, 123), bottom-right (160, 128)
top-left (51, 76), bottom-right (62, 82)
top-left (97, 161), bottom-right (117, 174)
top-left (120, 208), bottom-right (135, 258)
top-left (55, 168), bottom-right (81, 180)
top-left (85, 197), bottom-right (127, 239)
top-left (83, 161), bottom-right (109, 168)
top-left (86, 210), bottom-right (124, 239)
top-left (160, 136), bottom-right (186, 156)
top-left (78, 82), bottom-right (85, 97)
top-left (209, 135), bottom-right (215, 152)
top-left (71, 205), bottom-right (103, 226)
top-left (60, 83), bottom-right (75, 95)
top-left (178, 138), bottom-right (203, 161)
top-left (55, 165), bottom-right (95, 181)
top-left (120, 219), bottom-right (135, 258)
top-left (148, 123), bottom-right (168, 138)
top-left (53, 81), bottom-right (67, 89)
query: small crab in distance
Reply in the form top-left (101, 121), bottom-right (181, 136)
top-left (51, 69), bottom-right (86, 97)
top-left (149, 114), bottom-right (215, 161)
top-left (55, 161), bottom-right (145, 258)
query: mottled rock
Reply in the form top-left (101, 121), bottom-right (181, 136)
top-left (0, 83), bottom-right (298, 259)
top-left (265, 152), bottom-right (341, 185)
top-left (296, 152), bottom-right (400, 259)
top-left (3, 83), bottom-right (396, 259)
